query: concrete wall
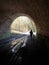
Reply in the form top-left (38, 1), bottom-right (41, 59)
top-left (0, 0), bottom-right (49, 38)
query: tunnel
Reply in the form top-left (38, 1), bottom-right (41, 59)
top-left (0, 0), bottom-right (49, 65)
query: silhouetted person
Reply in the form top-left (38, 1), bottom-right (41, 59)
top-left (30, 30), bottom-right (33, 38)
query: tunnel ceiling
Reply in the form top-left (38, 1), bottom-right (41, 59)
top-left (0, 0), bottom-right (49, 36)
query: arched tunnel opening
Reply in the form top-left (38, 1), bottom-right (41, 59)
top-left (0, 14), bottom-right (37, 39)
top-left (10, 15), bottom-right (37, 37)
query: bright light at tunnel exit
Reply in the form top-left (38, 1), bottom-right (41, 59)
top-left (11, 16), bottom-right (37, 35)
top-left (33, 32), bottom-right (37, 36)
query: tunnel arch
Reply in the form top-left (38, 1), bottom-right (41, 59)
top-left (0, 13), bottom-right (37, 39)
top-left (10, 13), bottom-right (37, 36)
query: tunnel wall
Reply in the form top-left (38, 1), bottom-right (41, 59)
top-left (0, 0), bottom-right (49, 37)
